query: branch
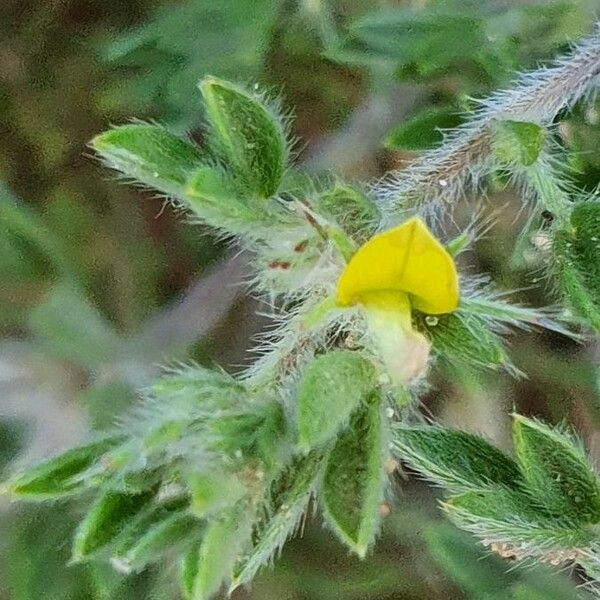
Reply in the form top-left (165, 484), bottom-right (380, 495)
top-left (376, 27), bottom-right (600, 222)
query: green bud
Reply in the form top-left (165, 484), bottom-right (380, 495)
top-left (315, 184), bottom-right (379, 241)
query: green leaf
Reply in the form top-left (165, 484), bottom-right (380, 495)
top-left (72, 489), bottom-right (155, 561)
top-left (425, 523), bottom-right (516, 596)
top-left (186, 470), bottom-right (246, 518)
top-left (0, 183), bottom-right (76, 280)
top-left (115, 510), bottom-right (201, 572)
top-left (101, 0), bottom-right (282, 128)
top-left (420, 310), bottom-right (511, 374)
top-left (392, 424), bottom-right (522, 493)
top-left (110, 496), bottom-right (188, 557)
top-left (231, 452), bottom-right (323, 591)
top-left (385, 106), bottom-right (462, 151)
top-left (91, 123), bottom-right (205, 197)
top-left (327, 7), bottom-right (485, 75)
top-left (28, 282), bottom-right (120, 369)
top-left (209, 400), bottom-right (285, 473)
top-left (199, 77), bottom-right (286, 198)
top-left (297, 350), bottom-right (376, 452)
top-left (180, 541), bottom-right (202, 600)
top-left (190, 508), bottom-right (253, 600)
top-left (185, 165), bottom-right (277, 235)
top-left (493, 120), bottom-right (546, 166)
top-left (186, 164), bottom-right (238, 204)
top-left (554, 201), bottom-right (600, 332)
top-left (315, 184), bottom-right (379, 241)
top-left (320, 399), bottom-right (386, 557)
top-left (7, 436), bottom-right (123, 500)
top-left (447, 488), bottom-right (543, 523)
top-left (512, 414), bottom-right (600, 523)
top-left (445, 488), bottom-right (594, 554)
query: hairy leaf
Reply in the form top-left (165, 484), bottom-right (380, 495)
top-left (185, 164), bottom-right (279, 235)
top-left (297, 350), bottom-right (376, 452)
top-left (493, 120), bottom-right (546, 166)
top-left (392, 424), bottom-right (522, 493)
top-left (554, 201), bottom-right (600, 332)
top-left (115, 511), bottom-right (201, 572)
top-left (72, 489), bottom-right (155, 561)
top-left (321, 399), bottom-right (386, 557)
top-left (180, 541), bottom-right (202, 600)
top-left (420, 310), bottom-right (511, 374)
top-left (231, 452), bottom-right (323, 590)
top-left (191, 508), bottom-right (253, 600)
top-left (200, 77), bottom-right (287, 198)
top-left (513, 414), bottom-right (600, 523)
top-left (315, 184), bottom-right (379, 241)
top-left (186, 470), bottom-right (246, 518)
top-left (445, 489), bottom-right (594, 557)
top-left (91, 124), bottom-right (205, 197)
top-left (8, 436), bottom-right (123, 500)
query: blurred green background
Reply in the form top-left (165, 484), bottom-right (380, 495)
top-left (2, 0), bottom-right (600, 598)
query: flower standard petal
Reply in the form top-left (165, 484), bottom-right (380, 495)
top-left (336, 217), bottom-right (459, 315)
top-left (335, 218), bottom-right (460, 384)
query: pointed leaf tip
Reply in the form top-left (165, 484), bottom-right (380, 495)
top-left (199, 77), bottom-right (286, 199)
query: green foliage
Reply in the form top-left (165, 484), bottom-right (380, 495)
top-left (385, 106), bottom-right (462, 151)
top-left (315, 184), bottom-right (380, 241)
top-left (419, 310), bottom-right (510, 374)
top-left (191, 508), bottom-right (253, 600)
top-left (7, 6), bottom-right (600, 598)
top-left (395, 415), bottom-right (600, 566)
top-left (200, 77), bottom-right (287, 198)
top-left (91, 124), bottom-right (205, 197)
top-left (102, 0), bottom-right (283, 128)
top-left (72, 489), bottom-right (156, 561)
top-left (232, 452), bottom-right (324, 590)
top-left (493, 120), bottom-right (546, 167)
top-left (392, 424), bottom-right (522, 493)
top-left (513, 414), bottom-right (600, 523)
top-left (554, 200), bottom-right (600, 332)
top-left (297, 350), bottom-right (377, 452)
top-left (320, 400), bottom-right (386, 557)
top-left (8, 436), bottom-right (123, 500)
top-left (28, 283), bottom-right (120, 369)
top-left (114, 509), bottom-right (200, 572)
top-left (426, 523), bottom-right (588, 600)
top-left (186, 470), bottom-right (245, 518)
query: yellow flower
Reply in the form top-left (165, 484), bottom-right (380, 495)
top-left (336, 217), bottom-right (459, 383)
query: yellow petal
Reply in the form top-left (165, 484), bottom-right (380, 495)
top-left (336, 217), bottom-right (459, 314)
